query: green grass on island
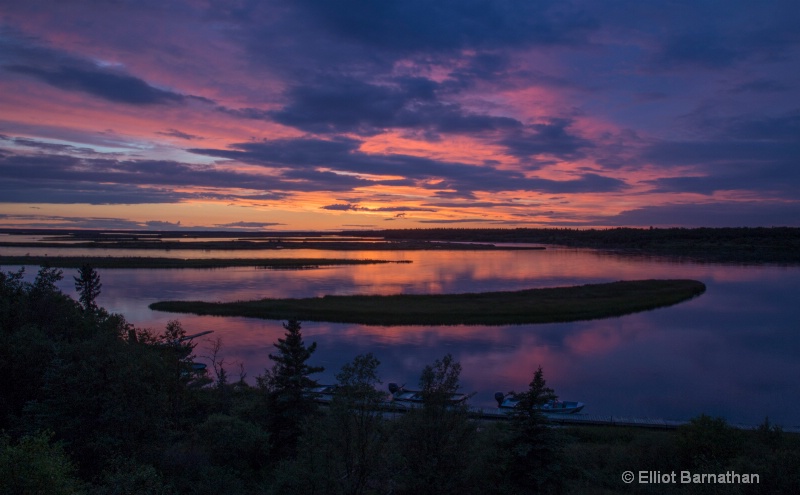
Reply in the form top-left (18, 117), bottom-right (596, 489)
top-left (149, 279), bottom-right (706, 326)
top-left (0, 256), bottom-right (409, 269)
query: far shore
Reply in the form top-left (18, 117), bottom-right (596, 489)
top-left (149, 279), bottom-right (706, 326)
top-left (2, 226), bottom-right (799, 262)
top-left (0, 256), bottom-right (410, 269)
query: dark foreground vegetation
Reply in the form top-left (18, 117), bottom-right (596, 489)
top-left (0, 256), bottom-right (409, 269)
top-left (2, 265), bottom-right (797, 494)
top-left (150, 279), bottom-right (706, 326)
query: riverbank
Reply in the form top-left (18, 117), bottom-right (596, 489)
top-left (149, 279), bottom-right (706, 325)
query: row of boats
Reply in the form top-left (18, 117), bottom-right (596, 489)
top-left (308, 382), bottom-right (585, 414)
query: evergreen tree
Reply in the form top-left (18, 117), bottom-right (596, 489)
top-left (501, 366), bottom-right (564, 494)
top-left (394, 354), bottom-right (478, 495)
top-left (419, 353), bottom-right (463, 408)
top-left (270, 354), bottom-right (393, 495)
top-left (73, 264), bottom-right (101, 314)
top-left (260, 319), bottom-right (323, 460)
top-left (511, 365), bottom-right (557, 417)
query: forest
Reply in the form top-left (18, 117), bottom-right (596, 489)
top-left (1, 264), bottom-right (799, 494)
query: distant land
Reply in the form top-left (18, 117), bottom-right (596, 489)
top-left (0, 256), bottom-right (409, 270)
top-left (1, 227), bottom-right (798, 263)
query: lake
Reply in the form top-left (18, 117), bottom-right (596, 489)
top-left (4, 243), bottom-right (799, 427)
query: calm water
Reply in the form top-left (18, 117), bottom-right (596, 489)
top-left (4, 245), bottom-right (799, 427)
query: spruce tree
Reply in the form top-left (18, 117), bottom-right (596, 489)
top-left (503, 366), bottom-right (564, 494)
top-left (73, 264), bottom-right (101, 314)
top-left (261, 319), bottom-right (323, 459)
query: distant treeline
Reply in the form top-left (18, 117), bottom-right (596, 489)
top-left (0, 256), bottom-right (408, 269)
top-left (3, 226), bottom-right (800, 261)
top-left (354, 227), bottom-right (800, 263)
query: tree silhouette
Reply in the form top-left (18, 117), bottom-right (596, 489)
top-left (73, 264), bottom-right (101, 314)
top-left (261, 319), bottom-right (323, 459)
top-left (502, 366), bottom-right (564, 494)
top-left (396, 354), bottom-right (477, 494)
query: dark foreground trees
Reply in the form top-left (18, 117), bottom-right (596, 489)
top-left (3, 265), bottom-right (800, 494)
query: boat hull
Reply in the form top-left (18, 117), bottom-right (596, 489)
top-left (499, 398), bottom-right (585, 414)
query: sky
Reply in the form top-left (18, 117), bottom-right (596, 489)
top-left (1, 0), bottom-right (799, 231)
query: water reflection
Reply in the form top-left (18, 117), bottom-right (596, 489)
top-left (4, 247), bottom-right (799, 427)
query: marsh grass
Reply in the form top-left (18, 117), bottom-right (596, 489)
top-left (149, 279), bottom-right (706, 326)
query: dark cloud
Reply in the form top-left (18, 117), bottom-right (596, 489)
top-left (190, 137), bottom-right (626, 197)
top-left (157, 129), bottom-right (204, 140)
top-left (320, 203), bottom-right (436, 212)
top-left (601, 202), bottom-right (800, 228)
top-left (640, 140), bottom-right (800, 167)
top-left (646, 163), bottom-right (800, 198)
top-left (633, 0), bottom-right (800, 72)
top-left (0, 152), bottom-right (262, 190)
top-left (214, 221), bottom-right (285, 228)
top-left (7, 65), bottom-right (187, 105)
top-left (280, 169), bottom-right (374, 191)
top-left (433, 190), bottom-right (478, 200)
top-left (638, 111), bottom-right (800, 198)
top-left (722, 112), bottom-right (800, 141)
top-left (294, 0), bottom-right (596, 55)
top-left (417, 218), bottom-right (499, 224)
top-left (0, 179), bottom-right (194, 204)
top-left (270, 76), bottom-right (521, 136)
top-left (0, 213), bottom-right (148, 230)
top-left (0, 212), bottom-right (285, 231)
top-left (653, 32), bottom-right (743, 70)
top-left (423, 201), bottom-right (525, 208)
top-left (189, 137), bottom-right (361, 167)
top-left (0, 148), bottom-right (368, 203)
top-left (217, 107), bottom-right (273, 121)
top-left (10, 137), bottom-right (97, 154)
top-left (729, 79), bottom-right (790, 94)
top-left (499, 119), bottom-right (592, 160)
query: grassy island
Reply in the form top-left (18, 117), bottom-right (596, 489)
top-left (149, 279), bottom-right (706, 325)
top-left (0, 256), bottom-right (409, 269)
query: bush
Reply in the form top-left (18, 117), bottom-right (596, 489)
top-left (0, 431), bottom-right (86, 495)
top-left (676, 414), bottom-right (742, 468)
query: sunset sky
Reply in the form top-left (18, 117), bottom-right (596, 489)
top-left (1, 0), bottom-right (799, 230)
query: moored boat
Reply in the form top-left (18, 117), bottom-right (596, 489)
top-left (388, 383), bottom-right (470, 406)
top-left (495, 392), bottom-right (585, 414)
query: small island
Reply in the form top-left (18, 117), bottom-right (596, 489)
top-left (150, 279), bottom-right (706, 325)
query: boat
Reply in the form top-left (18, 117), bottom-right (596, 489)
top-left (306, 384), bottom-right (340, 404)
top-left (388, 383), bottom-right (470, 406)
top-left (305, 384), bottom-right (407, 411)
top-left (494, 392), bottom-right (585, 414)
